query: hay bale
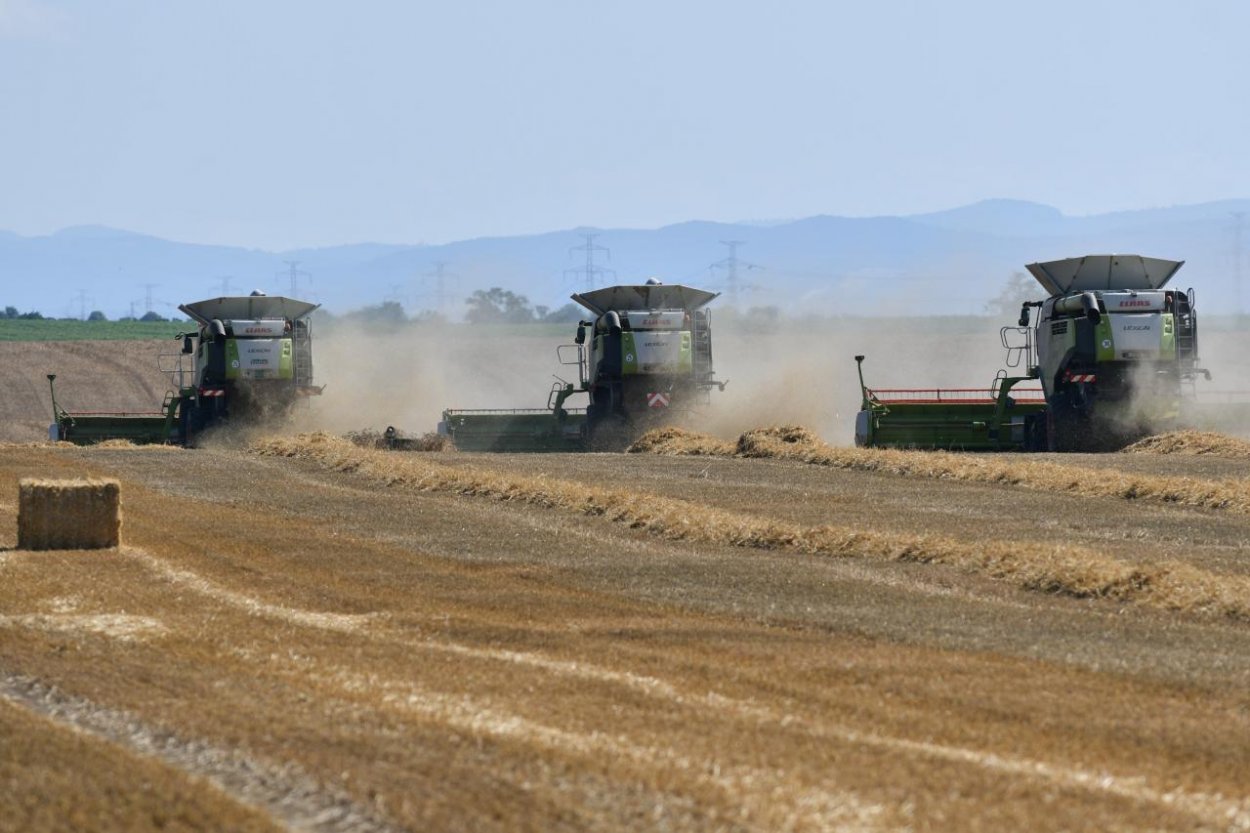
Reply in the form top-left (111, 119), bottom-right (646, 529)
top-left (17, 478), bottom-right (121, 550)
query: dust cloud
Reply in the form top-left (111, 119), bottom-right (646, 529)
top-left (291, 320), bottom-right (578, 438)
top-left (702, 315), bottom-right (1011, 445)
top-left (1184, 329), bottom-right (1250, 438)
top-left (292, 313), bottom-right (1015, 447)
top-left (1107, 327), bottom-right (1250, 441)
top-left (216, 299), bottom-right (1250, 448)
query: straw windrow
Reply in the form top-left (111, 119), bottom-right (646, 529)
top-left (632, 426), bottom-right (1250, 515)
top-left (1123, 430), bottom-right (1250, 458)
top-left (252, 433), bottom-right (1250, 620)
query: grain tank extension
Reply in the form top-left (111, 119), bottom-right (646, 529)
top-left (856, 254), bottom-right (1211, 452)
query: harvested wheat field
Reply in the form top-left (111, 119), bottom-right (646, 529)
top-left (2, 427), bottom-right (1249, 833)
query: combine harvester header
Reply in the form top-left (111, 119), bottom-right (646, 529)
top-left (854, 358), bottom-right (1046, 451)
top-left (856, 254), bottom-right (1217, 452)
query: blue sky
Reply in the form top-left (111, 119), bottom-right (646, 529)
top-left (3, 0), bottom-right (1249, 250)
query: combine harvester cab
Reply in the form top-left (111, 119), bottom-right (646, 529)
top-left (441, 281), bottom-right (725, 452)
top-left (50, 292), bottom-right (323, 446)
top-left (1023, 255), bottom-right (1207, 451)
top-left (176, 293), bottom-right (323, 444)
top-left (856, 254), bottom-right (1213, 453)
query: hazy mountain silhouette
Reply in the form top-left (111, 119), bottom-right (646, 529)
top-left (3, 199), bottom-right (1248, 318)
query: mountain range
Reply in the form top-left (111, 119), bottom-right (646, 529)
top-left (3, 198), bottom-right (1249, 319)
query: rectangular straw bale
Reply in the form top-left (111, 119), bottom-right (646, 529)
top-left (17, 478), bottom-right (121, 550)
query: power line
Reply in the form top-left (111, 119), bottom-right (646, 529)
top-left (422, 261), bottom-right (459, 314)
top-left (213, 275), bottom-right (236, 296)
top-left (565, 232), bottom-right (616, 292)
top-left (708, 240), bottom-right (763, 306)
top-left (384, 283), bottom-right (410, 308)
top-left (140, 283), bottom-right (160, 314)
top-left (277, 261), bottom-right (311, 297)
top-left (1231, 212), bottom-right (1245, 316)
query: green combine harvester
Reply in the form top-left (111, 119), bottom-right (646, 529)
top-left (50, 292), bottom-right (322, 445)
top-left (441, 280), bottom-right (725, 452)
top-left (856, 254), bottom-right (1214, 452)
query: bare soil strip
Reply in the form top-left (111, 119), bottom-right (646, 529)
top-left (253, 433), bottom-right (1250, 619)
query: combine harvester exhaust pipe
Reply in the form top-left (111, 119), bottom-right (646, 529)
top-left (1052, 291), bottom-right (1101, 323)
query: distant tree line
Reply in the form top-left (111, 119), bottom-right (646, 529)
top-left (464, 288), bottom-right (581, 325)
top-left (2, 306), bottom-right (44, 320)
top-left (327, 288), bottom-right (584, 328)
top-left (1, 305), bottom-right (178, 322)
top-left (324, 290), bottom-right (795, 330)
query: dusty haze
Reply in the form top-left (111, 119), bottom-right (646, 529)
top-left (3, 318), bottom-right (1246, 444)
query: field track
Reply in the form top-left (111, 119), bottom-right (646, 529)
top-left (1, 434), bottom-right (1248, 832)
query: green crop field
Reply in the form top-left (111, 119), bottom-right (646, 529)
top-left (0, 320), bottom-right (191, 341)
top-left (3, 313), bottom-right (1243, 344)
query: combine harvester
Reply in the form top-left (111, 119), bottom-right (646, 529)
top-left (50, 292), bottom-right (322, 446)
top-left (440, 280), bottom-right (726, 451)
top-left (856, 254), bottom-right (1214, 452)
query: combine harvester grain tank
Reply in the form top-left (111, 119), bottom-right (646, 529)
top-left (856, 254), bottom-right (1219, 452)
top-left (50, 292), bottom-right (322, 445)
top-left (440, 280), bottom-right (726, 451)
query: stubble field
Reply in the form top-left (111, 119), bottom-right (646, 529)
top-left (1, 330), bottom-right (1248, 832)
